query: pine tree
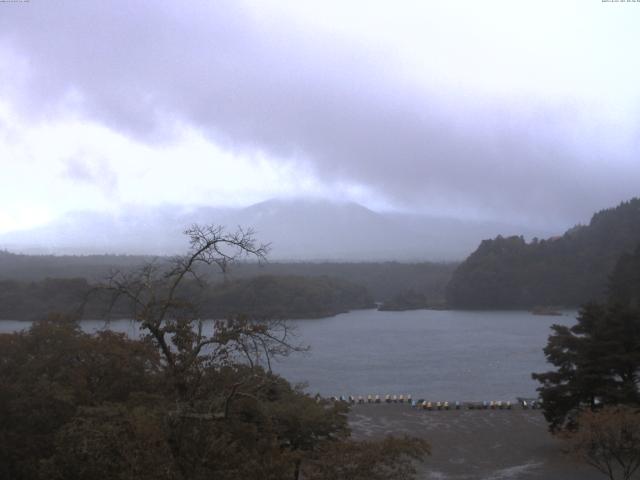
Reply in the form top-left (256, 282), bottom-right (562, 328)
top-left (533, 244), bottom-right (640, 431)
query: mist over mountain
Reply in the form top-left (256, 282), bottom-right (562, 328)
top-left (0, 198), bottom-right (554, 261)
top-left (0, 205), bottom-right (234, 256)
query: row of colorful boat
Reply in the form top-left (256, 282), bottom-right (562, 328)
top-left (328, 395), bottom-right (543, 410)
top-left (414, 400), bottom-right (511, 410)
top-left (330, 394), bottom-right (413, 404)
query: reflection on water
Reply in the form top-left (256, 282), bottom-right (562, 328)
top-left (0, 309), bottom-right (576, 400)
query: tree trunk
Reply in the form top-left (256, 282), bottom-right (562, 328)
top-left (293, 458), bottom-right (301, 480)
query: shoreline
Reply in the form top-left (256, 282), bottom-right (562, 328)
top-left (348, 404), bottom-right (601, 480)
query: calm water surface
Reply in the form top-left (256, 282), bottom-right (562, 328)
top-left (1, 309), bottom-right (576, 401)
top-left (274, 309), bottom-right (577, 401)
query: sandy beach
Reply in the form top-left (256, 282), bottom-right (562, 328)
top-left (349, 404), bottom-right (604, 480)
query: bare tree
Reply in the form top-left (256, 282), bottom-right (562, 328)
top-left (564, 406), bottom-right (640, 480)
top-left (99, 224), bottom-right (303, 400)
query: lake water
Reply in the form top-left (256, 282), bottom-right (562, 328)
top-left (0, 309), bottom-right (577, 401)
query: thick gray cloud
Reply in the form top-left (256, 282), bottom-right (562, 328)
top-left (1, 0), bottom-right (638, 228)
top-left (63, 157), bottom-right (118, 196)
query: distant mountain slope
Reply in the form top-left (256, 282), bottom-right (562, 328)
top-left (0, 205), bottom-right (233, 255)
top-left (446, 198), bottom-right (640, 308)
top-left (0, 198), bottom-right (552, 261)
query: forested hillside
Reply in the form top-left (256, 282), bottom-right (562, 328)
top-left (447, 198), bottom-right (640, 308)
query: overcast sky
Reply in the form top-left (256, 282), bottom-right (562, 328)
top-left (0, 0), bottom-right (639, 234)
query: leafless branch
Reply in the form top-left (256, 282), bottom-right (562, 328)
top-left (92, 224), bottom-right (299, 401)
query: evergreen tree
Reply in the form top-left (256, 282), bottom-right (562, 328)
top-left (533, 244), bottom-right (640, 431)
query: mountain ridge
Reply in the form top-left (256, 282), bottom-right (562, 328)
top-left (0, 197), bottom-right (554, 261)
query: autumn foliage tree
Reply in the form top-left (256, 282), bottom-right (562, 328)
top-left (564, 406), bottom-right (640, 480)
top-left (0, 224), bottom-right (429, 480)
top-left (0, 317), bottom-right (162, 480)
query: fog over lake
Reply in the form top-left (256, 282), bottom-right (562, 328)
top-left (1, 309), bottom-right (576, 401)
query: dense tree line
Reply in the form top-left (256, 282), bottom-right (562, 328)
top-left (378, 289), bottom-right (432, 311)
top-left (0, 250), bottom-right (149, 282)
top-left (0, 250), bottom-right (456, 303)
top-left (447, 198), bottom-right (640, 308)
top-left (0, 278), bottom-right (90, 320)
top-left (231, 262), bottom-right (456, 304)
top-left (200, 275), bottom-right (373, 319)
top-left (0, 275), bottom-right (373, 321)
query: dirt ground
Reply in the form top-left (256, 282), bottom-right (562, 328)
top-left (348, 404), bottom-right (605, 480)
